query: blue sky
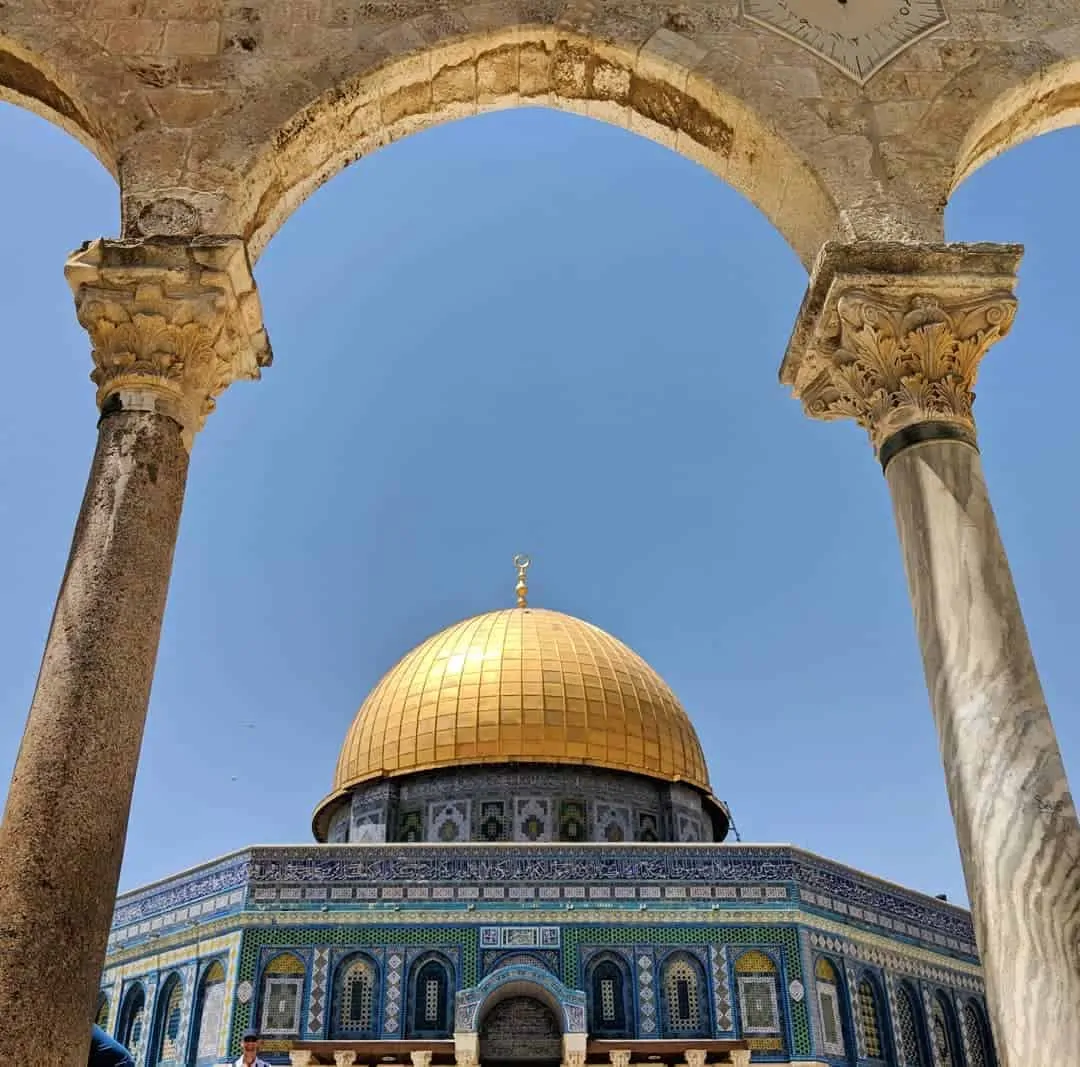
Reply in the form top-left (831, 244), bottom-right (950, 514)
top-left (1, 102), bottom-right (1077, 905)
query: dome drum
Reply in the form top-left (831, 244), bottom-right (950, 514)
top-left (314, 763), bottom-right (729, 844)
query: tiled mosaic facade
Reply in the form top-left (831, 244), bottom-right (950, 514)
top-left (317, 767), bottom-right (715, 844)
top-left (100, 844), bottom-right (992, 1066)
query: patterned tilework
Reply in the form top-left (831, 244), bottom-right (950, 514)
top-left (177, 963), bottom-right (196, 1061)
top-left (560, 924), bottom-right (811, 1058)
top-left (807, 931), bottom-right (984, 993)
top-left (710, 945), bottom-right (734, 1032)
top-left (884, 971), bottom-right (902, 1065)
top-left (229, 926), bottom-right (478, 1058)
top-left (846, 963), bottom-right (864, 1060)
top-left (111, 845), bottom-right (978, 969)
top-left (306, 947), bottom-right (330, 1036)
top-left (628, 950), bottom-right (654, 1036)
top-left (384, 949), bottom-right (405, 1035)
top-left (136, 973), bottom-right (159, 1067)
top-left (482, 949), bottom-right (560, 975)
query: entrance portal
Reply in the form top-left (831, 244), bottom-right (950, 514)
top-left (479, 995), bottom-right (562, 1065)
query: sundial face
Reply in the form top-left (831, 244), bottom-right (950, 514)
top-left (741, 0), bottom-right (949, 85)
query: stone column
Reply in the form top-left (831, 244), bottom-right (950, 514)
top-left (781, 242), bottom-right (1080, 1067)
top-left (0, 236), bottom-right (270, 1067)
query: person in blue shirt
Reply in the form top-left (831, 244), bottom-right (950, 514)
top-left (88, 1025), bottom-right (135, 1067)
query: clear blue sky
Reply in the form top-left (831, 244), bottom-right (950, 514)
top-left (1, 102), bottom-right (1077, 905)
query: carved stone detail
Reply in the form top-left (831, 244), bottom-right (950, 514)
top-left (411, 1052), bottom-right (433, 1067)
top-left (791, 287), bottom-right (1016, 452)
top-left (333, 1051), bottom-right (359, 1067)
top-left (609, 1051), bottom-right (632, 1067)
top-left (289, 1054), bottom-right (318, 1067)
top-left (780, 243), bottom-right (1023, 457)
top-left (684, 1051), bottom-right (707, 1067)
top-left (65, 237), bottom-right (272, 448)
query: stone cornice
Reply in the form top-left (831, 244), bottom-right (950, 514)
top-left (65, 236), bottom-right (272, 448)
top-left (780, 242), bottom-right (1022, 455)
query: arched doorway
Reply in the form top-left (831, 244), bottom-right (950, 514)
top-left (479, 995), bottom-right (562, 1066)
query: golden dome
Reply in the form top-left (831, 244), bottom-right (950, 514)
top-left (323, 607), bottom-right (713, 811)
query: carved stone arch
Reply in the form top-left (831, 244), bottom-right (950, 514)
top-left (0, 34), bottom-right (117, 175)
top-left (234, 28), bottom-right (839, 267)
top-left (953, 57), bottom-right (1080, 193)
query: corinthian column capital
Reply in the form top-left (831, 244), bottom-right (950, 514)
top-left (780, 243), bottom-right (1022, 463)
top-left (65, 236), bottom-right (272, 448)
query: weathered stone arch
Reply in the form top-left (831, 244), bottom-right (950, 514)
top-left (237, 28), bottom-right (839, 267)
top-left (0, 34), bottom-right (116, 177)
top-left (954, 57), bottom-right (1080, 192)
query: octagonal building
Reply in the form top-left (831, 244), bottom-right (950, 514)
top-left (97, 583), bottom-right (996, 1067)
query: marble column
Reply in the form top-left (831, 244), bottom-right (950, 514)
top-left (781, 242), bottom-right (1080, 1067)
top-left (0, 237), bottom-right (270, 1066)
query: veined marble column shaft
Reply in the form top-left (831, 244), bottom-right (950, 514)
top-left (781, 242), bottom-right (1080, 1067)
top-left (0, 236), bottom-right (270, 1066)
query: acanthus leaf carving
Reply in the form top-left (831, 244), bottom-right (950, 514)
top-left (792, 287), bottom-right (1017, 453)
top-left (65, 237), bottom-right (271, 448)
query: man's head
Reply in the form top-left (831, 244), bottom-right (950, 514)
top-left (241, 1030), bottom-right (260, 1056)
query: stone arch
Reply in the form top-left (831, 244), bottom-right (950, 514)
top-left (236, 28), bottom-right (838, 267)
top-left (0, 34), bottom-right (116, 176)
top-left (953, 57), bottom-right (1080, 192)
top-left (457, 964), bottom-right (586, 1035)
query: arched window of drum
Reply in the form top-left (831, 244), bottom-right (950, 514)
top-left (589, 959), bottom-right (627, 1035)
top-left (895, 985), bottom-right (925, 1066)
top-left (154, 974), bottom-right (184, 1065)
top-left (338, 958), bottom-right (376, 1035)
top-left (260, 953), bottom-right (306, 1036)
top-left (930, 995), bottom-right (957, 1067)
top-left (193, 961), bottom-right (227, 1063)
top-left (95, 992), bottom-right (110, 1030)
top-left (735, 951), bottom-right (780, 1036)
top-left (119, 984), bottom-right (147, 1060)
top-left (961, 1003), bottom-right (989, 1067)
top-left (813, 958), bottom-right (845, 1057)
top-left (856, 978), bottom-right (884, 1060)
top-left (410, 959), bottom-right (450, 1035)
top-left (663, 956), bottom-right (704, 1035)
